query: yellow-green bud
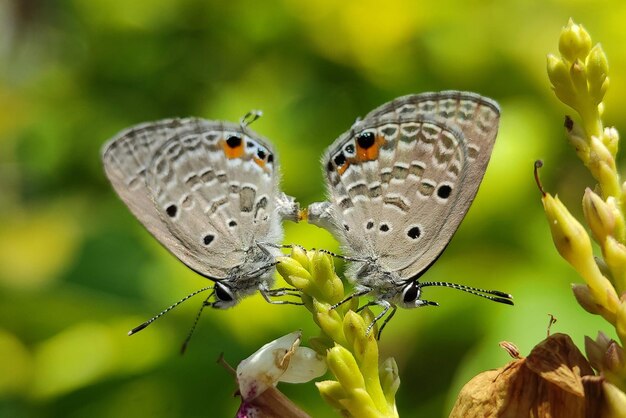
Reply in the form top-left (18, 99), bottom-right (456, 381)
top-left (602, 127), bottom-right (619, 158)
top-left (603, 237), bottom-right (626, 295)
top-left (572, 283), bottom-right (611, 318)
top-left (276, 256), bottom-right (312, 288)
top-left (379, 357), bottom-right (400, 407)
top-left (617, 300), bottom-right (626, 348)
top-left (291, 245), bottom-right (311, 271)
top-left (326, 345), bottom-right (365, 392)
top-left (582, 188), bottom-right (615, 243)
top-left (602, 381), bottom-right (626, 418)
top-left (547, 54), bottom-right (577, 108)
top-left (588, 136), bottom-right (620, 198)
top-left (542, 192), bottom-right (618, 313)
top-left (586, 44), bottom-right (609, 106)
top-left (316, 380), bottom-right (347, 411)
top-left (589, 135), bottom-right (616, 172)
top-left (559, 19), bottom-right (592, 63)
top-left (343, 311), bottom-right (367, 353)
top-left (569, 58), bottom-right (588, 96)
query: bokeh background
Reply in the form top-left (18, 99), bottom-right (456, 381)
top-left (1, 1), bottom-right (625, 417)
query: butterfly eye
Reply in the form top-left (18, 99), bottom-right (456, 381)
top-left (214, 282), bottom-right (234, 302)
top-left (402, 282), bottom-right (420, 303)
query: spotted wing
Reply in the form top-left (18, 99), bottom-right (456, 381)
top-left (102, 118), bottom-right (290, 279)
top-left (311, 91), bottom-right (500, 280)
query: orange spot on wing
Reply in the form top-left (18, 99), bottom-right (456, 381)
top-left (337, 161), bottom-right (349, 175)
top-left (221, 139), bottom-right (244, 159)
top-left (253, 156), bottom-right (266, 168)
top-left (355, 135), bottom-right (383, 162)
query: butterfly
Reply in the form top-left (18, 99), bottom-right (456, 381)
top-left (307, 91), bottom-right (513, 334)
top-left (101, 113), bottom-right (299, 340)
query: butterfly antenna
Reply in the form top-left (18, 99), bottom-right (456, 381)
top-left (128, 286), bottom-right (214, 336)
top-left (180, 295), bottom-right (213, 355)
top-left (418, 281), bottom-right (514, 305)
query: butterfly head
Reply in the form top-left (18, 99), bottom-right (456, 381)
top-left (212, 281), bottom-right (238, 309)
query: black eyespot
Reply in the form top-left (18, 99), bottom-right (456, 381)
top-left (344, 224), bottom-right (350, 231)
top-left (407, 226), bottom-right (421, 239)
top-left (246, 141), bottom-right (255, 148)
top-left (333, 153), bottom-right (346, 166)
top-left (166, 204), bottom-right (177, 217)
top-left (379, 223), bottom-right (389, 232)
top-left (267, 154), bottom-right (274, 163)
top-left (344, 144), bottom-right (355, 154)
top-left (257, 149), bottom-right (266, 159)
top-left (437, 185), bottom-right (452, 199)
top-left (327, 160), bottom-right (334, 172)
top-left (215, 283), bottom-right (233, 302)
top-left (357, 132), bottom-right (376, 149)
top-left (366, 221), bottom-right (374, 230)
top-left (228, 220), bottom-right (237, 227)
top-left (203, 234), bottom-right (214, 245)
top-left (226, 135), bottom-right (242, 148)
top-left (403, 283), bottom-right (419, 303)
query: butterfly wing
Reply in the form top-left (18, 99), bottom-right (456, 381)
top-left (309, 91), bottom-right (500, 280)
top-left (102, 118), bottom-right (293, 279)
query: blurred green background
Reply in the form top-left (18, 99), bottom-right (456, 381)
top-left (1, 0), bottom-right (625, 417)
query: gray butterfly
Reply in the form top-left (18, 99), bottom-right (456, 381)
top-left (102, 115), bottom-right (299, 336)
top-left (307, 91), bottom-right (513, 333)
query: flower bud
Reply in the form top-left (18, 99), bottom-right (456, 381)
top-left (602, 126), bottom-right (619, 159)
top-left (326, 345), bottom-right (364, 392)
top-left (379, 357), bottom-right (400, 406)
top-left (585, 335), bottom-right (604, 371)
top-left (582, 188), bottom-right (615, 243)
top-left (316, 380), bottom-right (347, 411)
top-left (572, 284), bottom-right (610, 318)
top-left (617, 299), bottom-right (626, 348)
top-left (547, 54), bottom-right (576, 108)
top-left (542, 193), bottom-right (616, 308)
top-left (603, 237), bottom-right (626, 294)
top-left (559, 19), bottom-right (592, 63)
top-left (586, 44), bottom-right (609, 106)
top-left (603, 381), bottom-right (626, 418)
top-left (604, 341), bottom-right (625, 375)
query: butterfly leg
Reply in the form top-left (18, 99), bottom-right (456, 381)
top-left (259, 282), bottom-right (304, 306)
top-left (376, 305), bottom-right (397, 340)
top-left (360, 300), bottom-right (392, 337)
top-left (330, 287), bottom-right (371, 310)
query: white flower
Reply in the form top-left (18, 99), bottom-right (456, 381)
top-left (236, 331), bottom-right (327, 401)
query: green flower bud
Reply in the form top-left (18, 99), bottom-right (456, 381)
top-left (617, 300), bottom-right (626, 348)
top-left (603, 237), bottom-right (626, 295)
top-left (547, 54), bottom-right (577, 108)
top-left (542, 193), bottom-right (618, 314)
top-left (379, 357), bottom-right (400, 408)
top-left (326, 345), bottom-right (365, 392)
top-left (602, 381), bottom-right (626, 418)
top-left (586, 44), bottom-right (609, 106)
top-left (582, 188), bottom-right (615, 244)
top-left (559, 19), bottom-right (592, 63)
